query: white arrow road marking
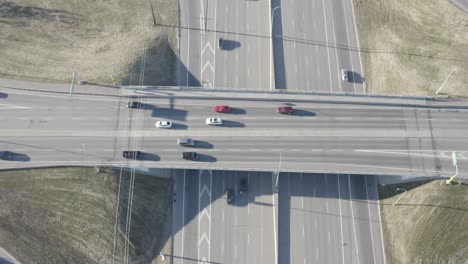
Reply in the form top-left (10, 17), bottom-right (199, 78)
top-left (202, 60), bottom-right (215, 74)
top-left (199, 208), bottom-right (211, 221)
top-left (199, 184), bottom-right (211, 198)
top-left (202, 41), bottom-right (215, 54)
top-left (198, 232), bottom-right (210, 246)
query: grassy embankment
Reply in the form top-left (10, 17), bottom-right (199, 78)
top-left (379, 179), bottom-right (468, 263)
top-left (0, 167), bottom-right (173, 264)
top-left (353, 0), bottom-right (467, 96)
top-left (0, 0), bottom-right (178, 86)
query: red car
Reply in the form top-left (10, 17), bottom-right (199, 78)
top-left (214, 105), bottom-right (231, 113)
top-left (277, 106), bottom-right (294, 114)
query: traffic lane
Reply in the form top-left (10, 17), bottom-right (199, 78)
top-left (2, 137), bottom-right (465, 162)
top-left (3, 136), bottom-right (466, 156)
top-left (287, 173), bottom-right (384, 264)
top-left (144, 116), bottom-right (412, 130)
top-left (6, 91), bottom-right (468, 120)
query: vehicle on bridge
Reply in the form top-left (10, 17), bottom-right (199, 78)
top-left (182, 152), bottom-right (199, 161)
top-left (214, 105), bottom-right (231, 113)
top-left (122, 151), bottom-right (142, 159)
top-left (156, 120), bottom-right (172, 129)
top-left (178, 138), bottom-right (195, 147)
top-left (127, 101), bottom-right (141, 108)
top-left (277, 106), bottom-right (294, 114)
top-left (206, 117), bottom-right (223, 126)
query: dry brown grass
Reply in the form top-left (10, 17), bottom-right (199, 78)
top-left (379, 179), bottom-right (468, 264)
top-left (0, 167), bottom-right (173, 264)
top-left (0, 0), bottom-right (178, 86)
top-left (354, 0), bottom-right (468, 96)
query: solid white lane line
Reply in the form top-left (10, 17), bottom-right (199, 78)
top-left (349, 0), bottom-right (365, 93)
top-left (327, 0), bottom-right (343, 93)
top-left (181, 170), bottom-right (186, 260)
top-left (365, 176), bottom-right (377, 264)
top-left (348, 174), bottom-right (360, 264)
top-left (337, 174), bottom-right (345, 264)
top-left (321, 0), bottom-right (334, 93)
top-left (272, 180), bottom-right (278, 264)
top-left (341, 0), bottom-right (357, 94)
top-left (377, 186), bottom-right (387, 264)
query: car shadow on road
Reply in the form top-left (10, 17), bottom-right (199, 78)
top-left (197, 154), bottom-right (217, 162)
top-left (194, 140), bottom-right (214, 149)
top-left (171, 123), bottom-right (188, 130)
top-left (140, 153), bottom-right (160, 161)
top-left (348, 71), bottom-right (364, 84)
top-left (229, 108), bottom-right (247, 115)
top-left (0, 151), bottom-right (30, 162)
top-left (292, 109), bottom-right (316, 117)
top-left (0, 92), bottom-right (8, 98)
top-left (152, 107), bottom-right (188, 122)
top-left (223, 120), bottom-right (245, 128)
top-left (219, 39), bottom-right (241, 51)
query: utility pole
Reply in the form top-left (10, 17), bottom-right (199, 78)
top-left (435, 69), bottom-right (455, 95)
top-left (70, 71), bottom-right (76, 96)
top-left (446, 151), bottom-right (459, 184)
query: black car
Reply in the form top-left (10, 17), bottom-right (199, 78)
top-left (239, 178), bottom-right (248, 195)
top-left (127, 101), bottom-right (141, 108)
top-left (218, 38), bottom-right (224, 49)
top-left (227, 189), bottom-right (234, 204)
top-left (122, 151), bottom-right (142, 159)
top-left (182, 152), bottom-right (198, 161)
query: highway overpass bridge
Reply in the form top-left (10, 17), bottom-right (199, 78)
top-left (1, 79), bottom-right (467, 179)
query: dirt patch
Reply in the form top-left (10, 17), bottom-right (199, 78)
top-left (0, 167), bottom-right (173, 264)
top-left (0, 0), bottom-right (178, 86)
top-left (354, 0), bottom-right (468, 96)
top-left (379, 179), bottom-right (468, 263)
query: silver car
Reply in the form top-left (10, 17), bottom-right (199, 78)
top-left (156, 120), bottom-right (172, 129)
top-left (341, 69), bottom-right (348, 81)
top-left (206, 117), bottom-right (223, 126)
top-left (178, 138), bottom-right (195, 147)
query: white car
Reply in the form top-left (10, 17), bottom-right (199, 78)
top-left (341, 69), bottom-right (348, 81)
top-left (206, 117), bottom-right (223, 126)
top-left (156, 120), bottom-right (172, 129)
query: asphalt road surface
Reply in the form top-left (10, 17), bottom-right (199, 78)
top-left (178, 0), bottom-right (270, 89)
top-left (279, 172), bottom-right (385, 264)
top-left (277, 0), bottom-right (363, 93)
top-left (1, 90), bottom-right (467, 178)
top-left (172, 169), bottom-right (277, 264)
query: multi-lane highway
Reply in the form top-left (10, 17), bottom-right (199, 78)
top-left (279, 0), bottom-right (363, 92)
top-left (279, 172), bottom-right (385, 264)
top-left (178, 0), bottom-right (271, 89)
top-left (172, 169), bottom-right (277, 264)
top-left (170, 168), bottom-right (386, 264)
top-left (1, 88), bottom-right (467, 178)
top-left (179, 0), bottom-right (363, 92)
